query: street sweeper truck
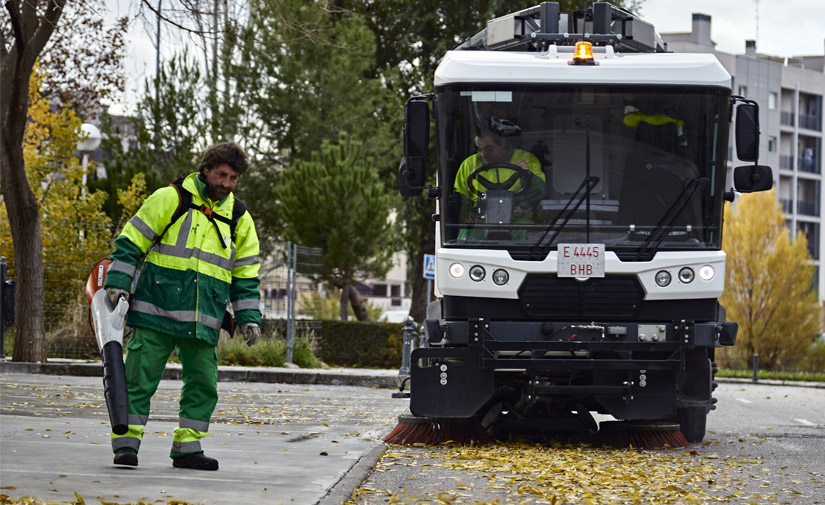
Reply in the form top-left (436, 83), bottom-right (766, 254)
top-left (395, 2), bottom-right (773, 443)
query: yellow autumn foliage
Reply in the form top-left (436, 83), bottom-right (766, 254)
top-left (719, 188), bottom-right (820, 370)
top-left (0, 64), bottom-right (112, 327)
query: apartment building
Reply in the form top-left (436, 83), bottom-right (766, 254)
top-left (662, 14), bottom-right (825, 298)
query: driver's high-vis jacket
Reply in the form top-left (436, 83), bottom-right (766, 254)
top-left (454, 147), bottom-right (545, 204)
top-left (105, 172), bottom-right (261, 346)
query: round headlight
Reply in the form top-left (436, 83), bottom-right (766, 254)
top-left (492, 269), bottom-right (509, 285)
top-left (469, 265), bottom-right (486, 282)
top-left (449, 262), bottom-right (465, 278)
top-left (678, 267), bottom-right (695, 284)
top-left (699, 265), bottom-right (715, 281)
top-left (655, 270), bottom-right (672, 287)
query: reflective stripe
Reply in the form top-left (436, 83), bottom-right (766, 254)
top-left (109, 260), bottom-right (137, 277)
top-left (132, 300), bottom-right (197, 323)
top-left (180, 418), bottom-right (209, 432)
top-left (154, 243), bottom-right (235, 272)
top-left (132, 300), bottom-right (223, 330)
top-left (234, 254), bottom-right (260, 267)
top-left (128, 215), bottom-right (158, 243)
top-left (199, 312), bottom-right (223, 330)
top-left (112, 437), bottom-right (141, 451)
top-left (232, 298), bottom-right (259, 312)
top-left (172, 440), bottom-right (202, 453)
top-left (128, 414), bottom-right (148, 426)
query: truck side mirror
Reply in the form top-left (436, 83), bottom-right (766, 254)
top-left (735, 103), bottom-right (759, 162)
top-left (734, 164), bottom-right (773, 193)
top-left (398, 100), bottom-right (430, 197)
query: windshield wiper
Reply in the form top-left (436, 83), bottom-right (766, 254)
top-left (633, 177), bottom-right (708, 260)
top-left (528, 175), bottom-right (601, 260)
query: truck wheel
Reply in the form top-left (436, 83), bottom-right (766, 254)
top-left (679, 407), bottom-right (707, 443)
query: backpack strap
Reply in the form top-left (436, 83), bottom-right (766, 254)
top-left (153, 177), bottom-right (247, 250)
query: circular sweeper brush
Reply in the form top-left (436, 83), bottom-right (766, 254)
top-left (383, 415), bottom-right (493, 446)
top-left (594, 421), bottom-right (690, 449)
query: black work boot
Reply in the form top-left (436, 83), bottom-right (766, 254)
top-left (172, 452), bottom-right (219, 471)
top-left (113, 448), bottom-right (138, 466)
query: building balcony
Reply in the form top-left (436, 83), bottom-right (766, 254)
top-left (798, 199), bottom-right (820, 217)
top-left (800, 113), bottom-right (822, 132)
top-left (781, 110), bottom-right (795, 127)
top-left (778, 154), bottom-right (820, 174)
top-left (800, 156), bottom-right (821, 174)
top-left (780, 198), bottom-right (793, 213)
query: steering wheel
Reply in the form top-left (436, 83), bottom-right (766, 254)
top-left (466, 162), bottom-right (532, 195)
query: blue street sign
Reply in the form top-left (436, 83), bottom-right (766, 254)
top-left (423, 254), bottom-right (436, 280)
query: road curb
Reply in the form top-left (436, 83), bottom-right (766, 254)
top-left (716, 376), bottom-right (825, 389)
top-left (316, 443), bottom-right (387, 505)
top-left (0, 360), bottom-right (402, 389)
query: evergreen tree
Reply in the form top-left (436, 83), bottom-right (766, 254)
top-left (274, 135), bottom-right (400, 320)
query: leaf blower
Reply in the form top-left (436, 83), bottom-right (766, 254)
top-left (85, 259), bottom-right (129, 436)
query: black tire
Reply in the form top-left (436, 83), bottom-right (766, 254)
top-left (679, 406), bottom-right (707, 443)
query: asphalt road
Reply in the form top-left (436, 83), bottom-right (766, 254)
top-left (2, 370), bottom-right (823, 505)
top-left (349, 382), bottom-right (825, 504)
top-left (0, 371), bottom-right (408, 505)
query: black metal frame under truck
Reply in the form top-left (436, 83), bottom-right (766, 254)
top-left (397, 2), bottom-right (773, 443)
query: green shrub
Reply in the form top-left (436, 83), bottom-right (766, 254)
top-left (217, 335), bottom-right (287, 367)
top-left (318, 319), bottom-right (403, 368)
top-left (292, 338), bottom-right (320, 368)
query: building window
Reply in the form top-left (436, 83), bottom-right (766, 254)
top-left (768, 136), bottom-right (777, 152)
top-left (738, 85), bottom-right (747, 97)
top-left (769, 92), bottom-right (777, 109)
top-left (372, 284), bottom-right (387, 297)
top-left (391, 284), bottom-right (401, 297)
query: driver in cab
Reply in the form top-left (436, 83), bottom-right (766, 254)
top-left (454, 129), bottom-right (545, 240)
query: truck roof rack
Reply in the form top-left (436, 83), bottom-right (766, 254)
top-left (455, 1), bottom-right (667, 54)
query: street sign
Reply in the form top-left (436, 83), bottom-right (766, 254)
top-left (423, 254), bottom-right (436, 280)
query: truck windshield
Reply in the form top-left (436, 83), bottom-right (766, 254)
top-left (436, 84), bottom-right (731, 260)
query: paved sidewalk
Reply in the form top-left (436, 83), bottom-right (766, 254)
top-left (0, 364), bottom-right (409, 505)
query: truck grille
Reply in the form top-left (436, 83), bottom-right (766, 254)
top-left (518, 274), bottom-right (644, 319)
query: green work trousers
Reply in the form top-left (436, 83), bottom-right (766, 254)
top-left (111, 326), bottom-right (218, 458)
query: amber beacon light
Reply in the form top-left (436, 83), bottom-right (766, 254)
top-left (571, 41), bottom-right (596, 65)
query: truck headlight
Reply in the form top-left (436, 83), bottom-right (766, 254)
top-left (678, 267), bottom-right (695, 284)
top-left (699, 265), bottom-right (715, 281)
top-left (449, 262), bottom-right (464, 278)
top-left (469, 265), bottom-right (486, 282)
top-left (492, 269), bottom-right (509, 285)
top-left (655, 270), bottom-right (671, 287)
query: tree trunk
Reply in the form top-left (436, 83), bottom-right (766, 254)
top-left (347, 284), bottom-right (369, 321)
top-left (1, 0), bottom-right (66, 362)
top-left (339, 285), bottom-right (349, 320)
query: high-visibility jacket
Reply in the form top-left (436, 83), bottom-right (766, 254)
top-left (104, 172), bottom-right (261, 346)
top-left (454, 148), bottom-right (545, 204)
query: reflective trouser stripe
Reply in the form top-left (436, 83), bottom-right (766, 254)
top-left (123, 327), bottom-right (218, 458)
top-left (171, 427), bottom-right (206, 457)
top-left (112, 424), bottom-right (145, 452)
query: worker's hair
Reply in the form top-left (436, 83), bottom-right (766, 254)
top-left (198, 142), bottom-right (249, 176)
top-left (475, 129), bottom-right (503, 145)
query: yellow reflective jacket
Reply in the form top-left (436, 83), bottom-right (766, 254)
top-left (105, 172), bottom-right (261, 346)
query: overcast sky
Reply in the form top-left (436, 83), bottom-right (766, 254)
top-left (640, 0), bottom-right (825, 57)
top-left (107, 0), bottom-right (825, 115)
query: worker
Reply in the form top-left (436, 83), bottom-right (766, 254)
top-left (104, 142), bottom-right (262, 471)
top-left (453, 129), bottom-right (545, 240)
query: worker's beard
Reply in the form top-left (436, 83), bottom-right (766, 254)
top-left (202, 172), bottom-right (231, 200)
top-left (205, 182), bottom-right (230, 200)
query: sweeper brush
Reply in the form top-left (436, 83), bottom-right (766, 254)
top-left (594, 421), bottom-right (690, 449)
top-left (383, 415), bottom-right (493, 445)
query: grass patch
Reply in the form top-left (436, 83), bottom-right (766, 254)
top-left (717, 368), bottom-right (825, 382)
top-left (216, 334), bottom-right (318, 368)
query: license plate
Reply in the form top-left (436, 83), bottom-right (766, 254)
top-left (557, 243), bottom-right (605, 278)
